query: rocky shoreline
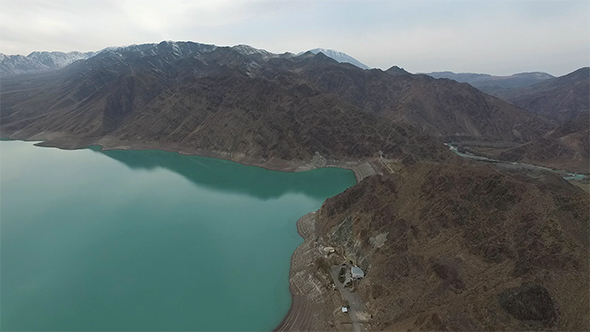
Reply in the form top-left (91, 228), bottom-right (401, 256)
top-left (273, 160), bottom-right (378, 332)
top-left (2, 132), bottom-right (378, 331)
top-left (1, 131), bottom-right (382, 180)
top-left (273, 211), bottom-right (349, 331)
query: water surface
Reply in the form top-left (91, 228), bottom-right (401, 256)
top-left (445, 143), bottom-right (588, 180)
top-left (0, 140), bottom-right (356, 331)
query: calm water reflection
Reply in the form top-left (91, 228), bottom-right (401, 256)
top-left (1, 140), bottom-right (355, 331)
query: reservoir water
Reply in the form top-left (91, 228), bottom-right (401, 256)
top-left (0, 140), bottom-right (356, 331)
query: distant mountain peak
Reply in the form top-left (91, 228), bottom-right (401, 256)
top-left (424, 70), bottom-right (555, 90)
top-left (0, 50), bottom-right (95, 76)
top-left (299, 48), bottom-right (370, 69)
top-left (512, 71), bottom-right (554, 79)
top-left (385, 65), bottom-right (411, 76)
top-left (230, 44), bottom-right (279, 60)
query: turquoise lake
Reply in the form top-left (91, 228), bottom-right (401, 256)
top-left (0, 140), bottom-right (356, 331)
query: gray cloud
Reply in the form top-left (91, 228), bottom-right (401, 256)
top-left (0, 0), bottom-right (587, 76)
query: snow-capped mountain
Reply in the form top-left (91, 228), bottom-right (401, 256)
top-left (0, 51), bottom-right (95, 76)
top-left (231, 44), bottom-right (280, 60)
top-left (301, 48), bottom-right (369, 69)
top-left (1, 42), bottom-right (369, 77)
top-left (94, 41), bottom-right (285, 62)
top-left (95, 41), bottom-right (217, 59)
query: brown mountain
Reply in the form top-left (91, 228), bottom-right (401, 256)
top-left (1, 42), bottom-right (552, 166)
top-left (315, 163), bottom-right (589, 330)
top-left (425, 71), bottom-right (554, 90)
top-left (489, 67), bottom-right (590, 123)
top-left (293, 57), bottom-right (553, 141)
top-left (497, 116), bottom-right (589, 173)
top-left (0, 46), bottom-right (448, 165)
top-left (2, 42), bottom-right (587, 331)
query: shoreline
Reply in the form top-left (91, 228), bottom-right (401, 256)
top-left (273, 211), bottom-right (345, 331)
top-left (1, 131), bottom-right (380, 181)
top-left (272, 211), bottom-right (317, 331)
top-left (2, 131), bottom-right (377, 331)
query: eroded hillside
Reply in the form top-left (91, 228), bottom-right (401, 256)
top-left (316, 163), bottom-right (589, 330)
top-left (497, 116), bottom-right (589, 173)
top-left (1, 42), bottom-right (553, 166)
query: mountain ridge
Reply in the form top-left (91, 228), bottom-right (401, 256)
top-left (300, 48), bottom-right (370, 69)
top-left (1, 41), bottom-right (554, 165)
top-left (1, 40), bottom-right (587, 331)
top-left (488, 67), bottom-right (590, 123)
top-left (1, 43), bottom-right (368, 76)
top-left (0, 50), bottom-right (96, 76)
top-left (424, 71), bottom-right (555, 89)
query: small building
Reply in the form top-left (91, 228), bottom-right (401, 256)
top-left (351, 266), bottom-right (364, 279)
top-left (341, 306), bottom-right (349, 313)
top-left (323, 246), bottom-right (335, 254)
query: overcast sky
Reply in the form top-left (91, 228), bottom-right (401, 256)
top-left (0, 0), bottom-right (588, 76)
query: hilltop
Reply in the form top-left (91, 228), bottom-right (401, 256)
top-left (314, 163), bottom-right (588, 330)
top-left (1, 41), bottom-right (552, 168)
top-left (491, 67), bottom-right (590, 123)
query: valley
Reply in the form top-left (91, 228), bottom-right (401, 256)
top-left (1, 41), bottom-right (588, 331)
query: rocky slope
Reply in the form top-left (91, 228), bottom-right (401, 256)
top-left (0, 51), bottom-right (95, 76)
top-left (302, 48), bottom-right (370, 69)
top-left (1, 41), bottom-right (553, 161)
top-left (497, 116), bottom-right (589, 173)
top-left (0, 44), bottom-right (449, 164)
top-left (299, 63), bottom-right (553, 141)
top-left (2, 41), bottom-right (586, 331)
top-left (490, 67), bottom-right (590, 123)
top-left (315, 162), bottom-right (589, 331)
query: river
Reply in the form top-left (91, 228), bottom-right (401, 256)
top-left (445, 143), bottom-right (587, 181)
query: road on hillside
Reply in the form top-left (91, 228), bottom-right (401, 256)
top-left (330, 266), bottom-right (368, 332)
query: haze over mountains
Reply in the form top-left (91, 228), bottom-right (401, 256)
top-left (1, 40), bottom-right (588, 331)
top-left (0, 51), bottom-right (96, 76)
top-left (1, 41), bottom-right (586, 172)
top-left (425, 71), bottom-right (555, 90)
top-left (300, 48), bottom-right (370, 69)
top-left (432, 67), bottom-right (589, 173)
top-left (489, 67), bottom-right (590, 123)
top-left (0, 45), bottom-right (371, 76)
top-left (425, 68), bottom-right (589, 123)
top-left (0, 41), bottom-right (555, 162)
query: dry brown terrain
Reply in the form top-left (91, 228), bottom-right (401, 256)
top-left (490, 67), bottom-right (589, 123)
top-left (273, 211), bottom-right (360, 332)
top-left (497, 116), bottom-right (589, 174)
top-left (2, 42), bottom-right (587, 331)
top-left (314, 162), bottom-right (589, 331)
top-left (1, 42), bottom-right (553, 164)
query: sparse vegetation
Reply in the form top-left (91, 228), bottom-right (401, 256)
top-left (338, 267), bottom-right (346, 283)
top-left (317, 162), bottom-right (589, 331)
top-left (315, 257), bottom-right (331, 275)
